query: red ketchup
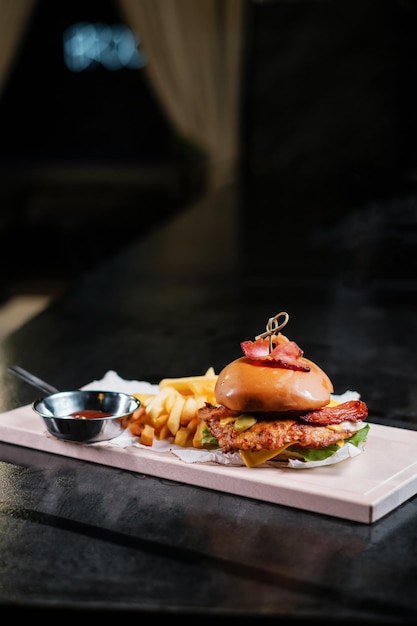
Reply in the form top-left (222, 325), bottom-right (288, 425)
top-left (69, 410), bottom-right (113, 419)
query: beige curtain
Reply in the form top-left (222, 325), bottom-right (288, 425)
top-left (0, 0), bottom-right (36, 96)
top-left (118, 0), bottom-right (246, 191)
top-left (0, 0), bottom-right (246, 191)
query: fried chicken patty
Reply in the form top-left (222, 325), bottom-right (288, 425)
top-left (205, 418), bottom-right (358, 453)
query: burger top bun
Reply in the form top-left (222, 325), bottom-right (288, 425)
top-left (215, 356), bottom-right (334, 413)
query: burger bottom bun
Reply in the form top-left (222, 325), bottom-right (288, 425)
top-left (215, 356), bottom-right (334, 413)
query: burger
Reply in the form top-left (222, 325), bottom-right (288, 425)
top-left (198, 312), bottom-right (369, 468)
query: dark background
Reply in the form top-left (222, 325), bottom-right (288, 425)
top-left (242, 0), bottom-right (417, 222)
top-left (1, 0), bottom-right (417, 293)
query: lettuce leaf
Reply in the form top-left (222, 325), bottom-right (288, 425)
top-left (283, 424), bottom-right (370, 463)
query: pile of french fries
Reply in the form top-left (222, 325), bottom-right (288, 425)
top-left (121, 367), bottom-right (218, 448)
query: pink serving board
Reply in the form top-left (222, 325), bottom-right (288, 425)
top-left (1, 402), bottom-right (417, 523)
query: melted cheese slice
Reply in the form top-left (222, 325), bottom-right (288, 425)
top-left (239, 443), bottom-right (294, 468)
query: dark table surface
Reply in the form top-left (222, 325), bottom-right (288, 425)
top-left (1, 181), bottom-right (417, 621)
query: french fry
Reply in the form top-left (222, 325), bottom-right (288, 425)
top-left (159, 368), bottom-right (217, 396)
top-left (125, 368), bottom-right (218, 449)
top-left (152, 413), bottom-right (169, 430)
top-left (147, 387), bottom-right (172, 422)
top-left (128, 421), bottom-right (145, 438)
top-left (192, 419), bottom-right (208, 448)
top-left (174, 426), bottom-right (193, 447)
top-left (132, 392), bottom-right (156, 404)
top-left (140, 424), bottom-right (155, 447)
top-left (165, 388), bottom-right (178, 413)
top-left (187, 415), bottom-right (201, 432)
top-left (180, 396), bottom-right (198, 425)
top-left (167, 393), bottom-right (185, 435)
top-left (158, 423), bottom-right (171, 440)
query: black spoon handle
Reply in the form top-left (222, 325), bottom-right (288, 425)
top-left (8, 365), bottom-right (60, 395)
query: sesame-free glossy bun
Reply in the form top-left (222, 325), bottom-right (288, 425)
top-left (215, 356), bottom-right (334, 413)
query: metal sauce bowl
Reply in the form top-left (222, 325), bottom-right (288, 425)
top-left (33, 390), bottom-right (140, 443)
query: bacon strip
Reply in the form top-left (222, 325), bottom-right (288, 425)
top-left (198, 400), bottom-right (368, 426)
top-left (241, 337), bottom-right (310, 371)
top-left (298, 400), bottom-right (368, 425)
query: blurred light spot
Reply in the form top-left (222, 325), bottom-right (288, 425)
top-left (63, 22), bottom-right (147, 72)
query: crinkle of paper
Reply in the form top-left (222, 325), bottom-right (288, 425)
top-left (81, 370), bottom-right (158, 395)
top-left (85, 371), bottom-right (365, 468)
